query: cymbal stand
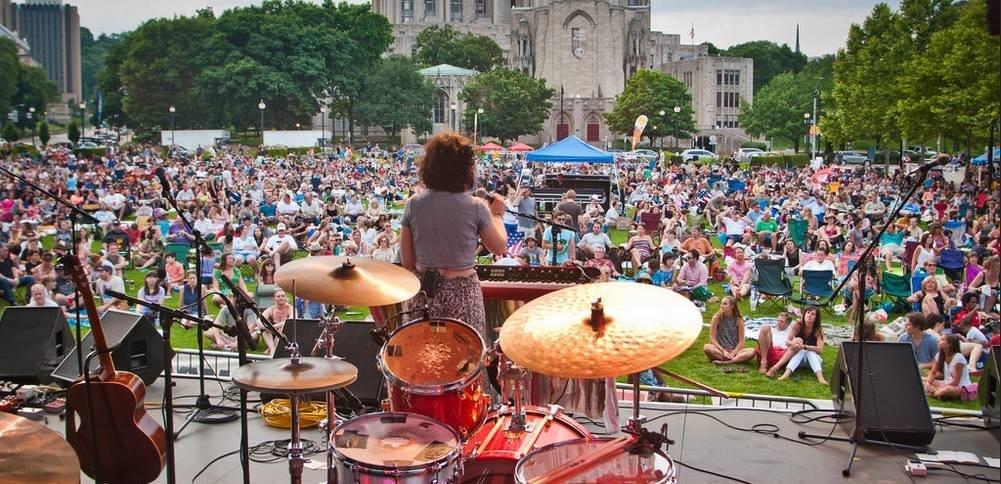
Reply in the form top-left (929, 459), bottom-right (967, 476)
top-left (285, 340), bottom-right (306, 484)
top-left (500, 357), bottom-right (529, 432)
top-left (311, 310), bottom-right (344, 483)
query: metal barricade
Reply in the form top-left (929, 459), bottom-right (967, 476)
top-left (170, 348), bottom-right (269, 382)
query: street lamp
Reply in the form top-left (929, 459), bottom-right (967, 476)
top-left (168, 106), bottom-right (176, 146)
top-left (295, 122), bottom-right (301, 130)
top-left (450, 102), bottom-right (457, 132)
top-left (474, 107), bottom-right (484, 144)
top-left (658, 110), bottom-right (666, 150)
top-left (79, 102), bottom-right (86, 140)
top-left (258, 100), bottom-right (266, 135)
top-left (673, 106), bottom-right (681, 149)
top-left (28, 107), bottom-right (35, 146)
top-left (803, 112), bottom-right (811, 154)
top-left (319, 105), bottom-right (327, 147)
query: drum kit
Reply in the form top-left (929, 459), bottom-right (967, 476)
top-left (231, 256), bottom-right (702, 484)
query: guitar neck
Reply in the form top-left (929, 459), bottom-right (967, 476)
top-left (62, 255), bottom-right (117, 380)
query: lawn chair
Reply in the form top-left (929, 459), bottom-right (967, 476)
top-left (937, 248), bottom-right (966, 283)
top-left (254, 284), bottom-right (278, 310)
top-left (164, 242), bottom-right (191, 270)
top-left (943, 220), bottom-right (967, 247)
top-left (901, 240), bottom-right (919, 272)
top-left (795, 269), bottom-right (837, 312)
top-left (881, 271), bottom-right (912, 313)
top-left (686, 212), bottom-right (707, 232)
top-left (786, 218), bottom-right (808, 249)
top-left (753, 257), bottom-right (793, 311)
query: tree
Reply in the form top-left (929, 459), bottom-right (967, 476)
top-left (354, 56), bottom-right (435, 139)
top-left (0, 40), bottom-right (17, 118)
top-left (897, 0), bottom-right (1000, 154)
top-left (724, 41), bottom-right (807, 93)
top-left (604, 69), bottom-right (695, 144)
top-left (739, 72), bottom-right (815, 153)
top-left (3, 122), bottom-right (19, 143)
top-left (415, 25), bottom-right (503, 71)
top-left (459, 68), bottom-right (554, 143)
top-left (15, 63), bottom-right (58, 118)
top-left (96, 35), bottom-right (129, 127)
top-left (67, 120), bottom-right (80, 145)
top-left (37, 120), bottom-right (50, 147)
top-left (80, 27), bottom-right (123, 102)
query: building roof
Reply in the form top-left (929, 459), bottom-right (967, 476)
top-left (418, 64), bottom-right (478, 77)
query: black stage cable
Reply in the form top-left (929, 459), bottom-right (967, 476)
top-left (674, 458), bottom-right (753, 484)
top-left (192, 439), bottom-right (323, 482)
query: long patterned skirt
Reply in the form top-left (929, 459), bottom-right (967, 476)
top-left (405, 271), bottom-right (486, 338)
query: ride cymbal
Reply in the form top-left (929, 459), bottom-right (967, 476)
top-left (232, 357), bottom-right (358, 394)
top-left (275, 256), bottom-right (420, 306)
top-left (499, 282), bottom-right (702, 379)
top-left (0, 413), bottom-right (80, 484)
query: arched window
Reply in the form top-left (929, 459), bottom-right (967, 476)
top-left (433, 91), bottom-right (447, 124)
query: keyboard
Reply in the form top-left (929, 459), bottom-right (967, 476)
top-left (476, 265), bottom-right (600, 301)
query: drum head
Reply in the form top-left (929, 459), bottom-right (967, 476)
top-left (382, 318), bottom-right (484, 386)
top-left (332, 412), bottom-right (460, 471)
top-left (515, 437), bottom-right (676, 483)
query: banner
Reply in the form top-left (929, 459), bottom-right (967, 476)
top-left (631, 115), bottom-right (648, 151)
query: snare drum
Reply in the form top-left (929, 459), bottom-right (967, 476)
top-left (460, 406), bottom-right (592, 483)
top-left (514, 437), bottom-right (677, 483)
top-left (380, 318), bottom-right (490, 438)
top-left (330, 412), bottom-right (462, 484)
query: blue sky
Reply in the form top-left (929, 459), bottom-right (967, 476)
top-left (74, 0), bottom-right (896, 56)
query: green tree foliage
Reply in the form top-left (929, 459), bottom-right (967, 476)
top-left (15, 63), bottom-right (59, 116)
top-left (724, 41), bottom-right (807, 93)
top-left (739, 72), bottom-right (816, 153)
top-left (0, 40), bottom-right (16, 117)
top-left (37, 120), bottom-right (50, 147)
top-left (355, 56), bottom-right (435, 138)
top-left (415, 25), bottom-right (504, 71)
top-left (604, 69), bottom-right (695, 143)
top-left (459, 68), bottom-right (554, 143)
top-left (897, 0), bottom-right (999, 153)
top-left (1, 121), bottom-right (17, 143)
top-left (80, 27), bottom-right (123, 101)
top-left (67, 120), bottom-right (80, 144)
top-left (96, 36), bottom-right (129, 127)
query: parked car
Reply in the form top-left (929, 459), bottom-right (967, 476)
top-left (835, 151), bottom-right (870, 165)
top-left (735, 147), bottom-right (763, 162)
top-left (680, 149), bottom-right (719, 162)
top-left (77, 141), bottom-right (101, 149)
top-left (629, 149), bottom-right (659, 163)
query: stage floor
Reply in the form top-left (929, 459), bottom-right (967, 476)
top-left (41, 378), bottom-right (1000, 483)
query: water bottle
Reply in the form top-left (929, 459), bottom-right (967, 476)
top-left (750, 287), bottom-right (759, 312)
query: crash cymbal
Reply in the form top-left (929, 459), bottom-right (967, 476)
top-left (0, 412), bottom-right (80, 484)
top-left (232, 357), bottom-right (358, 394)
top-left (275, 256), bottom-right (420, 306)
top-left (499, 282), bottom-right (702, 379)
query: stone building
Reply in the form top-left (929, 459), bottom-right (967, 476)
top-left (376, 0), bottom-right (753, 150)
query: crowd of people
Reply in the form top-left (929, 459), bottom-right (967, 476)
top-left (0, 139), bottom-right (998, 400)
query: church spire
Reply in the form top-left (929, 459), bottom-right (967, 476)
top-left (795, 24), bottom-right (800, 53)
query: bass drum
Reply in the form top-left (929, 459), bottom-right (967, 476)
top-left (330, 412), bottom-right (462, 484)
top-left (460, 406), bottom-right (592, 483)
top-left (380, 317), bottom-right (489, 438)
top-left (514, 437), bottom-right (677, 484)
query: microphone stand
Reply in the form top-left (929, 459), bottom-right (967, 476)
top-left (797, 167), bottom-right (933, 476)
top-left (506, 208), bottom-right (577, 266)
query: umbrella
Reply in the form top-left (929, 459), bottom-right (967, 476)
top-left (811, 168), bottom-right (834, 183)
top-left (507, 142), bottom-right (534, 152)
top-left (479, 142), bottom-right (504, 152)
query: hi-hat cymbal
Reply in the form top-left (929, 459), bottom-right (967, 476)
top-left (0, 412), bottom-right (80, 483)
top-left (232, 357), bottom-right (358, 394)
top-left (275, 256), bottom-right (420, 306)
top-left (499, 282), bottom-right (702, 379)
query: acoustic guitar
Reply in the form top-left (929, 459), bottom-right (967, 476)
top-left (62, 255), bottom-right (167, 483)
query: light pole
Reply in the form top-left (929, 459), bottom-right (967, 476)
top-left (810, 90), bottom-right (818, 161)
top-left (295, 122), bottom-right (301, 131)
top-left (803, 112), bottom-right (811, 154)
top-left (473, 107), bottom-right (484, 144)
top-left (168, 106), bottom-right (176, 146)
top-left (450, 102), bottom-right (457, 132)
top-left (658, 110), bottom-right (666, 151)
top-left (673, 106), bottom-right (681, 149)
top-left (319, 105), bottom-right (326, 147)
top-left (28, 107), bottom-right (35, 146)
top-left (258, 99), bottom-right (266, 136)
top-left (79, 102), bottom-right (86, 140)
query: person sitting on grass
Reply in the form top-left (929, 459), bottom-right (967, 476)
top-left (777, 307), bottom-right (827, 384)
top-left (164, 252), bottom-right (185, 292)
top-left (924, 333), bottom-right (977, 401)
top-left (756, 311), bottom-right (794, 376)
top-left (703, 296), bottom-right (756, 366)
top-left (726, 248), bottom-right (753, 302)
top-left (897, 312), bottom-right (939, 370)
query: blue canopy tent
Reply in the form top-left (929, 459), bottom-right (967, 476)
top-left (972, 148), bottom-right (999, 166)
top-left (525, 135), bottom-right (614, 163)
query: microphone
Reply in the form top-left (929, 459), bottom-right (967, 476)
top-left (155, 167), bottom-right (171, 197)
top-left (906, 154), bottom-right (950, 177)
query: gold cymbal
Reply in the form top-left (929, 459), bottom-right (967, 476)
top-left (275, 256), bottom-right (420, 306)
top-left (232, 357), bottom-right (358, 394)
top-left (0, 412), bottom-right (80, 484)
top-left (499, 282), bottom-right (703, 379)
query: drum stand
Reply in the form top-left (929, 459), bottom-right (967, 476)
top-left (312, 312), bottom-right (343, 483)
top-left (284, 343), bottom-right (308, 484)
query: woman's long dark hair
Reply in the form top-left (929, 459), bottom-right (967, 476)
top-left (933, 333), bottom-right (961, 375)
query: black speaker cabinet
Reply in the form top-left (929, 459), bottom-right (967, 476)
top-left (831, 342), bottom-right (935, 447)
top-left (979, 348), bottom-right (1001, 441)
top-left (0, 307), bottom-right (76, 384)
top-left (51, 310), bottom-right (166, 386)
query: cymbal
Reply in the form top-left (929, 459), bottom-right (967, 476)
top-left (0, 412), bottom-right (80, 484)
top-left (499, 282), bottom-right (702, 379)
top-left (232, 357), bottom-right (358, 394)
top-left (275, 256), bottom-right (420, 306)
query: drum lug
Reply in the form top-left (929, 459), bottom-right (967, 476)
top-left (380, 399), bottom-right (391, 411)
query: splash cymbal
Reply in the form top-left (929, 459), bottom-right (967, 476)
top-left (275, 256), bottom-right (420, 306)
top-left (231, 357), bottom-right (358, 394)
top-left (499, 282), bottom-right (702, 378)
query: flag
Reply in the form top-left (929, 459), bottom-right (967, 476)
top-left (631, 115), bottom-right (648, 151)
top-left (507, 230), bottom-right (524, 256)
top-left (689, 25), bottom-right (695, 41)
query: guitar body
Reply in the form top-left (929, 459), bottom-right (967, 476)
top-left (66, 370), bottom-right (166, 484)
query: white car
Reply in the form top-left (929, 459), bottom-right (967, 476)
top-left (735, 147), bottom-right (763, 162)
top-left (680, 149), bottom-right (719, 162)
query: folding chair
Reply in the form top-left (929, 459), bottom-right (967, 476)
top-left (880, 271), bottom-right (912, 312)
top-left (937, 248), bottom-right (966, 283)
top-left (686, 212), bottom-right (707, 232)
top-left (795, 269), bottom-right (837, 311)
top-left (786, 218), bottom-right (808, 249)
top-left (753, 257), bottom-right (793, 310)
top-left (943, 220), bottom-right (966, 247)
top-left (164, 242), bottom-right (192, 270)
top-left (254, 284), bottom-right (278, 310)
top-left (901, 240), bottom-right (919, 273)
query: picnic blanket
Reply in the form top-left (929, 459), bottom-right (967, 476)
top-left (744, 317), bottom-right (855, 346)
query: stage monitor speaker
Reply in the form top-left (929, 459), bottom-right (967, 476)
top-left (0, 307), bottom-right (76, 384)
top-left (831, 342), bottom-right (935, 447)
top-left (978, 348), bottom-right (1001, 441)
top-left (51, 310), bottom-right (166, 387)
top-left (268, 319), bottom-right (385, 406)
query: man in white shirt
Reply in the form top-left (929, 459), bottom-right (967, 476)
top-left (262, 223), bottom-right (298, 266)
top-left (756, 311), bottom-right (794, 376)
top-left (299, 192), bottom-right (324, 224)
top-left (345, 194), bottom-right (364, 222)
top-left (95, 265), bottom-right (126, 312)
top-left (801, 248), bottom-right (837, 273)
top-left (579, 223), bottom-right (613, 258)
top-left (276, 193), bottom-right (300, 217)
